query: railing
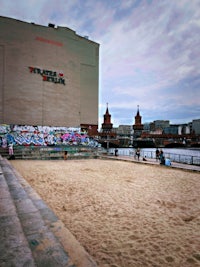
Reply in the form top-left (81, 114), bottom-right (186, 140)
top-left (142, 151), bottom-right (200, 165)
top-left (109, 149), bottom-right (200, 166)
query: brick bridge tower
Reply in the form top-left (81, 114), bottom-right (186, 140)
top-left (101, 103), bottom-right (113, 133)
top-left (133, 105), bottom-right (144, 138)
top-left (99, 103), bottom-right (118, 148)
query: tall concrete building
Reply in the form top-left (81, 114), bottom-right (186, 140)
top-left (0, 16), bottom-right (99, 131)
top-left (192, 119), bottom-right (200, 135)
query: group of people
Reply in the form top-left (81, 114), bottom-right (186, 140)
top-left (135, 148), bottom-right (171, 166)
top-left (115, 147), bottom-right (147, 162)
top-left (135, 148), bottom-right (147, 161)
top-left (134, 148), bottom-right (171, 165)
top-left (156, 148), bottom-right (171, 165)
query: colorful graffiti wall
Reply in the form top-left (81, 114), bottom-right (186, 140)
top-left (0, 124), bottom-right (98, 147)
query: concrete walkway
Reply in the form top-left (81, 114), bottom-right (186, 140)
top-left (102, 154), bottom-right (200, 172)
top-left (0, 155), bottom-right (97, 267)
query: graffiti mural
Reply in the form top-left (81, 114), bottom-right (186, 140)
top-left (0, 124), bottom-right (98, 147)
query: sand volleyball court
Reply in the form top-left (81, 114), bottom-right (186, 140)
top-left (11, 159), bottom-right (200, 267)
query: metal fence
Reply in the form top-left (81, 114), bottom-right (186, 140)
top-left (109, 148), bottom-right (200, 166)
top-left (142, 150), bottom-right (200, 165)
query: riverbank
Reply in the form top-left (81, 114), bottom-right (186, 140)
top-left (11, 159), bottom-right (200, 267)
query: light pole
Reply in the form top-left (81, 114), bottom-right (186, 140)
top-left (107, 133), bottom-right (109, 153)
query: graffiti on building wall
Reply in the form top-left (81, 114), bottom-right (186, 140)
top-left (0, 124), bottom-right (98, 147)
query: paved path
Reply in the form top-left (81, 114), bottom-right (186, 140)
top-left (102, 154), bottom-right (200, 172)
top-left (0, 156), bottom-right (97, 267)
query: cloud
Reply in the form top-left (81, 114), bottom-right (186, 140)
top-left (96, 0), bottom-right (200, 124)
top-left (1, 0), bottom-right (200, 126)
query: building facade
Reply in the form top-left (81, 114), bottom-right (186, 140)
top-left (150, 120), bottom-right (170, 132)
top-left (192, 119), bottom-right (200, 135)
top-left (116, 125), bottom-right (132, 137)
top-left (0, 16), bottom-right (99, 130)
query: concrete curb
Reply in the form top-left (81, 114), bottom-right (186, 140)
top-left (100, 155), bottom-right (200, 172)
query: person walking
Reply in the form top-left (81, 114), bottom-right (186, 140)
top-left (156, 148), bottom-right (160, 161)
top-left (159, 149), bottom-right (165, 165)
top-left (8, 142), bottom-right (14, 159)
top-left (136, 148), bottom-right (140, 161)
top-left (64, 151), bottom-right (68, 160)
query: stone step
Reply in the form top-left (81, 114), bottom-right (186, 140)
top-left (0, 158), bottom-right (36, 267)
top-left (0, 146), bottom-right (100, 160)
top-left (0, 156), bottom-right (97, 267)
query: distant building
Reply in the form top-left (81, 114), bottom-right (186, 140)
top-left (116, 125), bottom-right (132, 147)
top-left (163, 125), bottom-right (179, 135)
top-left (143, 123), bottom-right (150, 132)
top-left (116, 125), bottom-right (132, 137)
top-left (0, 16), bottom-right (99, 132)
top-left (150, 120), bottom-right (170, 132)
top-left (192, 119), bottom-right (200, 134)
top-left (178, 124), bottom-right (190, 135)
top-left (133, 106), bottom-right (143, 138)
top-left (188, 122), bottom-right (193, 134)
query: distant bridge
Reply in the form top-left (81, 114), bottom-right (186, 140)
top-left (141, 133), bottom-right (200, 147)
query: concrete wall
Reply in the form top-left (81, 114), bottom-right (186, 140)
top-left (0, 16), bottom-right (99, 127)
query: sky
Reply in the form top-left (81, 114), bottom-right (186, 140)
top-left (1, 0), bottom-right (200, 127)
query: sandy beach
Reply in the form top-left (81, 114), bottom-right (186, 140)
top-left (11, 159), bottom-right (200, 267)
